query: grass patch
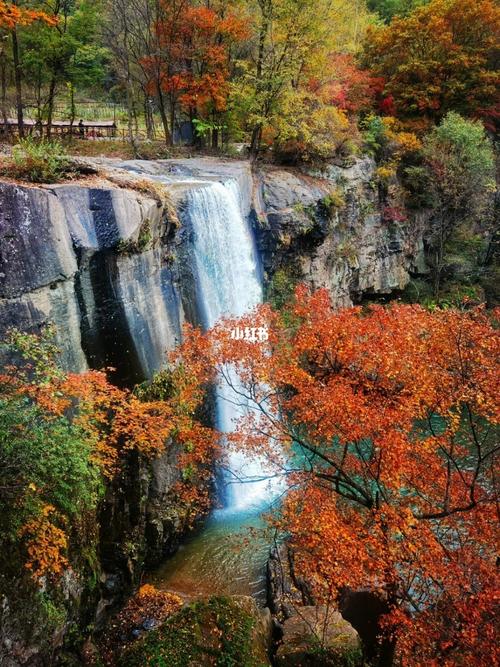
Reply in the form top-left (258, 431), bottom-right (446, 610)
top-left (116, 220), bottom-right (153, 254)
top-left (0, 138), bottom-right (75, 183)
top-left (320, 187), bottom-right (346, 218)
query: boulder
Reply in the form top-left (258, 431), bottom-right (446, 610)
top-left (119, 595), bottom-right (273, 666)
top-left (275, 606), bottom-right (362, 667)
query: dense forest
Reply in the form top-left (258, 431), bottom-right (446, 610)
top-left (0, 0), bottom-right (499, 666)
top-left (0, 0), bottom-right (498, 149)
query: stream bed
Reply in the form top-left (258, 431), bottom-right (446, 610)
top-left (148, 509), bottom-right (274, 603)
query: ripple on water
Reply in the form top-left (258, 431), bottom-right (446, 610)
top-left (148, 508), bottom-right (276, 604)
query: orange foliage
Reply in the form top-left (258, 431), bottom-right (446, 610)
top-left (2, 329), bottom-right (218, 582)
top-left (19, 505), bottom-right (68, 581)
top-left (175, 289), bottom-right (500, 665)
top-left (0, 1), bottom-right (56, 30)
top-left (364, 0), bottom-right (500, 128)
top-left (2, 358), bottom-right (216, 487)
top-left (143, 0), bottom-right (247, 118)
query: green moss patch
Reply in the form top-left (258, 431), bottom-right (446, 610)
top-left (119, 596), bottom-right (265, 667)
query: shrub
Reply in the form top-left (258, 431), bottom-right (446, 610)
top-left (265, 267), bottom-right (300, 310)
top-left (8, 138), bottom-right (73, 183)
top-left (419, 113), bottom-right (495, 295)
top-left (273, 90), bottom-right (360, 164)
top-left (361, 113), bottom-right (388, 157)
top-left (116, 220), bottom-right (153, 254)
top-left (0, 396), bottom-right (103, 578)
top-left (320, 188), bottom-right (347, 217)
top-left (382, 205), bottom-right (408, 224)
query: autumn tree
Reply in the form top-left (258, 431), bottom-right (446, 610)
top-left (0, 1), bottom-right (56, 136)
top-left (104, 0), bottom-right (188, 147)
top-left (0, 327), bottom-right (216, 585)
top-left (174, 289), bottom-right (500, 666)
top-left (363, 0), bottom-right (500, 128)
top-left (239, 0), bottom-right (374, 155)
top-left (405, 112), bottom-right (495, 297)
top-left (149, 0), bottom-right (247, 147)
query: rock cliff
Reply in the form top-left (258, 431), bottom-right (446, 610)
top-left (0, 156), bottom-right (428, 379)
top-left (255, 157), bottom-right (428, 308)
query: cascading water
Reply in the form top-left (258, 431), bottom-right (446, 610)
top-left (185, 179), bottom-right (275, 511)
top-left (149, 172), bottom-right (282, 599)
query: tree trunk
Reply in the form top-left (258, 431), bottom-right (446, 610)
top-left (144, 94), bottom-right (154, 140)
top-left (69, 83), bottom-right (76, 142)
top-left (0, 49), bottom-right (8, 132)
top-left (249, 123), bottom-right (262, 157)
top-left (250, 3), bottom-right (269, 157)
top-left (46, 77), bottom-right (57, 138)
top-left (126, 78), bottom-right (139, 157)
top-left (155, 81), bottom-right (171, 145)
top-left (169, 102), bottom-right (176, 146)
top-left (377, 638), bottom-right (396, 667)
top-left (211, 127), bottom-right (218, 150)
top-left (12, 28), bottom-right (24, 138)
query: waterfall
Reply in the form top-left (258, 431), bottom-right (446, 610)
top-left (185, 180), bottom-right (274, 512)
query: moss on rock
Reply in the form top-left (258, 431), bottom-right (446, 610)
top-left (119, 595), bottom-right (272, 667)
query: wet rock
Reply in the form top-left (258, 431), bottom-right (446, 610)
top-left (0, 173), bottom-right (185, 380)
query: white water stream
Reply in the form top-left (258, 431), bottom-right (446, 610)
top-left (185, 179), bottom-right (276, 512)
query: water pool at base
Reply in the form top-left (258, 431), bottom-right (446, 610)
top-left (148, 509), bottom-right (275, 603)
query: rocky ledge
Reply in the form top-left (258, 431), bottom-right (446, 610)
top-left (0, 156), bottom-right (429, 377)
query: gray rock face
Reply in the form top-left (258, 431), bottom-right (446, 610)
top-left (255, 158), bottom-right (428, 308)
top-left (0, 178), bottom-right (184, 380)
top-left (0, 183), bottom-right (77, 298)
top-left (0, 183), bottom-right (87, 369)
top-left (52, 185), bottom-right (162, 250)
top-left (1, 157), bottom-right (427, 376)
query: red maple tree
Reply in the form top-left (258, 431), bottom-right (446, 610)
top-left (173, 287), bottom-right (500, 666)
top-left (142, 0), bottom-right (247, 139)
